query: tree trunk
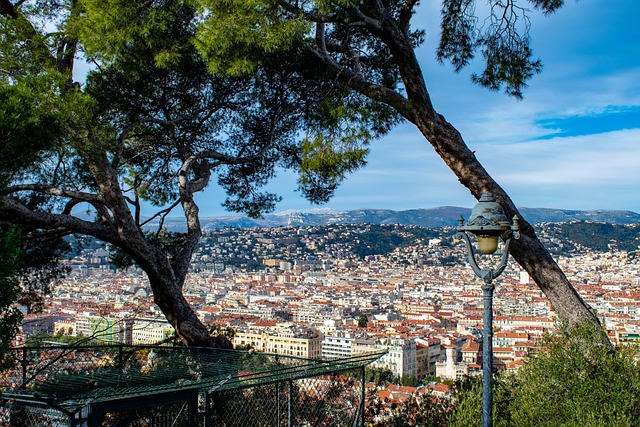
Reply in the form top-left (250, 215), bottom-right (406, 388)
top-left (421, 115), bottom-right (596, 325)
top-left (120, 229), bottom-right (225, 348)
top-left (148, 274), bottom-right (217, 347)
top-left (368, 10), bottom-right (598, 327)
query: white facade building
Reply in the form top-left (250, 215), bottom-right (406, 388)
top-left (353, 337), bottom-right (417, 378)
top-left (321, 332), bottom-right (356, 359)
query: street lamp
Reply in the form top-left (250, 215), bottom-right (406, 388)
top-left (456, 193), bottom-right (520, 427)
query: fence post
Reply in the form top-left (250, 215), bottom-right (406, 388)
top-left (188, 390), bottom-right (198, 427)
top-left (21, 347), bottom-right (27, 388)
top-left (204, 392), bottom-right (211, 427)
top-left (288, 380), bottom-right (293, 427)
top-left (87, 403), bottom-right (105, 427)
top-left (361, 366), bottom-right (366, 427)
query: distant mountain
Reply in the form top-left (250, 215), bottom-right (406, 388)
top-left (148, 207), bottom-right (640, 231)
top-left (517, 208), bottom-right (640, 225)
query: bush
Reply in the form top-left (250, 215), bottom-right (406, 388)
top-left (447, 374), bottom-right (514, 427)
top-left (448, 321), bottom-right (640, 427)
top-left (509, 321), bottom-right (640, 427)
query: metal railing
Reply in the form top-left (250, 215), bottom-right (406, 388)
top-left (1, 345), bottom-right (383, 426)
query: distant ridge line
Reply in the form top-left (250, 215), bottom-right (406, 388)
top-left (149, 207), bottom-right (640, 231)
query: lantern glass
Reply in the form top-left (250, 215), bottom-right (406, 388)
top-left (477, 235), bottom-right (499, 255)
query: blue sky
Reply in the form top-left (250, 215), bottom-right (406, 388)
top-left (199, 0), bottom-right (640, 217)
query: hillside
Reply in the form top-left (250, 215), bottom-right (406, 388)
top-left (151, 207), bottom-right (640, 231)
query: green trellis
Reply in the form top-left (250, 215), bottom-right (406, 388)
top-left (1, 345), bottom-right (384, 426)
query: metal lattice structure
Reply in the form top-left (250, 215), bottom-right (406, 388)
top-left (0, 345), bottom-right (384, 426)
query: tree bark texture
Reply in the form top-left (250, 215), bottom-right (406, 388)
top-left (420, 113), bottom-right (595, 326)
top-left (315, 1), bottom-right (598, 326)
top-left (2, 194), bottom-right (220, 347)
top-left (1, 134), bottom-right (217, 348)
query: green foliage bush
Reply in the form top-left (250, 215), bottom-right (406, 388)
top-left (509, 322), bottom-right (640, 427)
top-left (447, 374), bottom-right (515, 427)
top-left (371, 322), bottom-right (640, 426)
top-left (448, 321), bottom-right (640, 427)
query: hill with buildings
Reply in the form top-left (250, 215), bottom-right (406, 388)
top-left (74, 221), bottom-right (639, 274)
top-left (151, 207), bottom-right (640, 231)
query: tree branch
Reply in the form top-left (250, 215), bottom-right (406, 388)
top-left (61, 199), bottom-right (112, 225)
top-left (277, 0), bottom-right (338, 23)
top-left (354, 10), bottom-right (381, 30)
top-left (139, 116), bottom-right (176, 127)
top-left (3, 184), bottom-right (105, 204)
top-left (0, 0), bottom-right (18, 18)
top-left (174, 184), bottom-right (202, 289)
top-left (1, 197), bottom-right (119, 245)
top-left (139, 199), bottom-right (181, 229)
top-left (24, 227), bottom-right (73, 243)
top-left (112, 122), bottom-right (138, 168)
top-left (399, 0), bottom-right (419, 34)
top-left (316, 22), bottom-right (327, 53)
top-left (305, 46), bottom-right (415, 121)
top-left (172, 144), bottom-right (265, 283)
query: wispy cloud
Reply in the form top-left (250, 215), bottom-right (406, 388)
top-left (194, 0), bottom-right (640, 216)
top-left (488, 128), bottom-right (637, 177)
top-left (476, 128), bottom-right (640, 210)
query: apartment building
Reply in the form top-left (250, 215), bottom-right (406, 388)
top-left (234, 327), bottom-right (322, 358)
top-left (321, 331), bottom-right (356, 359)
top-left (415, 337), bottom-right (441, 378)
top-left (131, 318), bottom-right (175, 344)
top-left (352, 337), bottom-right (417, 378)
top-left (74, 314), bottom-right (132, 344)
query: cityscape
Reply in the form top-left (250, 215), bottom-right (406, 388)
top-left (2, 0), bottom-right (639, 424)
top-left (15, 220), bottom-right (640, 403)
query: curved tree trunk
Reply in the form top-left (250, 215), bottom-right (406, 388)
top-left (147, 273), bottom-right (217, 347)
top-left (422, 115), bottom-right (595, 325)
top-left (352, 7), bottom-right (598, 326)
top-left (2, 194), bottom-right (222, 347)
top-left (400, 61), bottom-right (595, 326)
top-left (1, 136), bottom-right (223, 348)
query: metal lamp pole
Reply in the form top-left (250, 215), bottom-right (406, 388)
top-left (456, 193), bottom-right (520, 427)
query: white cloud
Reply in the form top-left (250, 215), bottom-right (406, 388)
top-left (476, 129), bottom-right (640, 210)
top-left (194, 0), bottom-right (640, 216)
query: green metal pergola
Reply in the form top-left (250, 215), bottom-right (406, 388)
top-left (1, 345), bottom-right (385, 426)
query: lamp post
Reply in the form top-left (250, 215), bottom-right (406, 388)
top-left (456, 193), bottom-right (520, 427)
